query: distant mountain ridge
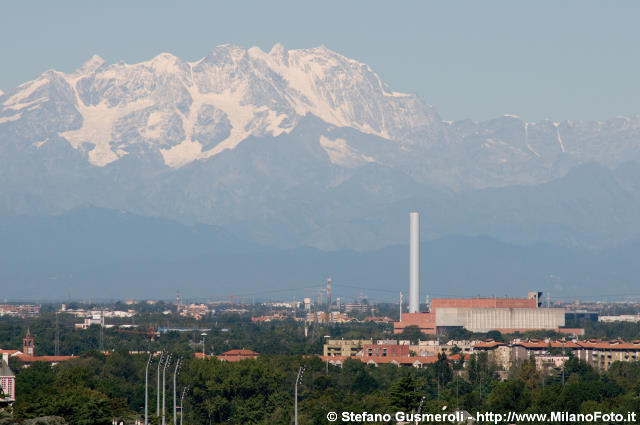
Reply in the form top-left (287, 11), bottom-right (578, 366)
top-left (2, 207), bottom-right (639, 300)
top-left (2, 44), bottom-right (640, 250)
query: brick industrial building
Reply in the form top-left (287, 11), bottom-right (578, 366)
top-left (395, 291), bottom-right (566, 335)
top-left (396, 212), bottom-right (567, 335)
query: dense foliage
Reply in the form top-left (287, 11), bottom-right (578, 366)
top-left (3, 305), bottom-right (640, 424)
top-left (3, 350), bottom-right (640, 424)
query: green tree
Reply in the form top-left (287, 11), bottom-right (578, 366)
top-left (486, 330), bottom-right (504, 342)
top-left (398, 326), bottom-right (425, 344)
top-left (351, 370), bottom-right (378, 393)
top-left (487, 380), bottom-right (529, 412)
top-left (435, 352), bottom-right (453, 386)
top-left (389, 374), bottom-right (420, 411)
top-left (22, 417), bottom-right (68, 425)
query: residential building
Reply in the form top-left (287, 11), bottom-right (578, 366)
top-left (361, 343), bottom-right (409, 358)
top-left (0, 304), bottom-right (40, 318)
top-left (475, 338), bottom-right (640, 372)
top-left (0, 352), bottom-right (15, 402)
top-left (324, 339), bottom-right (372, 357)
top-left (573, 340), bottom-right (640, 371)
top-left (598, 315), bottom-right (640, 323)
top-left (179, 304), bottom-right (211, 320)
top-left (535, 355), bottom-right (570, 374)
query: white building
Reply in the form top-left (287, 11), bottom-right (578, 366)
top-left (0, 352), bottom-right (15, 402)
top-left (598, 315), bottom-right (640, 323)
top-left (435, 307), bottom-right (565, 332)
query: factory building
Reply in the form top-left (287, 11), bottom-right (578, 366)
top-left (394, 296), bottom-right (565, 335)
top-left (435, 306), bottom-right (565, 333)
top-left (394, 212), bottom-right (566, 335)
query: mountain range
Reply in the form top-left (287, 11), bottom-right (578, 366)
top-left (1, 44), bottom-right (640, 298)
top-left (2, 207), bottom-right (640, 301)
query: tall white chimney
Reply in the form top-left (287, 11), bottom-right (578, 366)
top-left (409, 212), bottom-right (420, 313)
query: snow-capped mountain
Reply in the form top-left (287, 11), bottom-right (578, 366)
top-left (0, 43), bottom-right (439, 169)
top-left (2, 44), bottom-right (640, 250)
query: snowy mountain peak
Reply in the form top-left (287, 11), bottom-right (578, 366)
top-left (75, 54), bottom-right (105, 75)
top-left (1, 43), bottom-right (441, 168)
top-left (268, 42), bottom-right (287, 58)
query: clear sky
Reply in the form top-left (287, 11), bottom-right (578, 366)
top-left (1, 1), bottom-right (638, 122)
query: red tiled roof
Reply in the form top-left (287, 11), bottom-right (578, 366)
top-left (576, 341), bottom-right (640, 350)
top-left (17, 354), bottom-right (76, 363)
top-left (220, 349), bottom-right (259, 356)
top-left (448, 353), bottom-right (471, 361)
top-left (514, 341), bottom-right (581, 349)
top-left (217, 349), bottom-right (259, 362)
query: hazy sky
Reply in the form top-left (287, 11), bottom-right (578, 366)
top-left (2, 1), bottom-right (638, 122)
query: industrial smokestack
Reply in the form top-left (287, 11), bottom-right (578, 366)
top-left (409, 212), bottom-right (420, 313)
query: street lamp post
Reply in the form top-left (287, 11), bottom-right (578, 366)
top-left (157, 351), bottom-right (165, 417)
top-left (144, 353), bottom-right (153, 425)
top-left (173, 357), bottom-right (182, 425)
top-left (415, 396), bottom-right (426, 425)
top-left (162, 354), bottom-right (172, 425)
top-left (294, 365), bottom-right (305, 425)
top-left (180, 386), bottom-right (189, 425)
top-left (562, 341), bottom-right (566, 385)
top-left (324, 335), bottom-right (330, 375)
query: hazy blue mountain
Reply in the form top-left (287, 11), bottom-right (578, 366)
top-left (1, 207), bottom-right (639, 301)
top-left (1, 44), bottom-right (640, 252)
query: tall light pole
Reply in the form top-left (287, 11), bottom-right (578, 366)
top-left (294, 365), bottom-right (305, 425)
top-left (173, 357), bottom-right (182, 425)
top-left (144, 353), bottom-right (153, 425)
top-left (201, 332), bottom-right (207, 357)
top-left (562, 340), bottom-right (566, 386)
top-left (163, 353), bottom-right (173, 425)
top-left (180, 386), bottom-right (189, 425)
top-left (157, 351), bottom-right (165, 417)
top-left (323, 335), bottom-right (330, 375)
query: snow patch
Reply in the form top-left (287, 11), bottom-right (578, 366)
top-left (3, 78), bottom-right (48, 106)
top-left (553, 122), bottom-right (566, 153)
top-left (523, 122), bottom-right (540, 157)
top-left (319, 135), bottom-right (375, 167)
top-left (142, 110), bottom-right (173, 139)
top-left (3, 97), bottom-right (49, 112)
top-left (0, 113), bottom-right (22, 123)
top-left (160, 139), bottom-right (203, 168)
top-left (88, 144), bottom-right (119, 166)
top-left (61, 98), bottom-right (154, 166)
top-left (183, 81), bottom-right (295, 163)
top-left (33, 139), bottom-right (48, 148)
